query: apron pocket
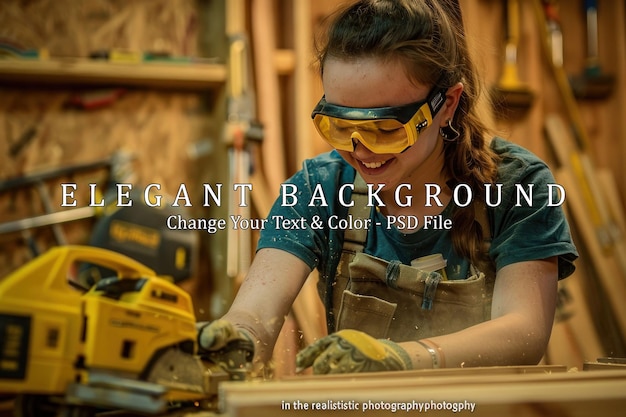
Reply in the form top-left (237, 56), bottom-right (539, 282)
top-left (336, 289), bottom-right (397, 339)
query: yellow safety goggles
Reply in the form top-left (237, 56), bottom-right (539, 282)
top-left (311, 84), bottom-right (447, 154)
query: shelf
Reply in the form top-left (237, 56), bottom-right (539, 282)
top-left (0, 58), bottom-right (227, 90)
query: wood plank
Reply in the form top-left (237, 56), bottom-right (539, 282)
top-left (293, 0), bottom-right (315, 165)
top-left (545, 272), bottom-right (605, 370)
top-left (584, 361), bottom-right (626, 371)
top-left (595, 169), bottom-right (626, 276)
top-left (219, 369), bottom-right (626, 417)
top-left (556, 168), bottom-right (626, 338)
top-left (283, 365), bottom-right (568, 382)
top-left (274, 49), bottom-right (295, 75)
top-left (595, 170), bottom-right (625, 231)
top-left (252, 0), bottom-right (287, 192)
top-left (0, 59), bottom-right (226, 90)
top-left (6, 368), bottom-right (624, 417)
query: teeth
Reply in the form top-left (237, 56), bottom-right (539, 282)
top-left (362, 160), bottom-right (386, 169)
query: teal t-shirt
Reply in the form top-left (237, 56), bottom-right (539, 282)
top-left (257, 138), bottom-right (578, 286)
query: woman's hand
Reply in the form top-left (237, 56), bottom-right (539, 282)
top-left (196, 319), bottom-right (250, 352)
top-left (296, 329), bottom-right (412, 374)
top-left (196, 319), bottom-right (254, 377)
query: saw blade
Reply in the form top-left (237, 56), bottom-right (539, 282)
top-left (145, 347), bottom-right (206, 394)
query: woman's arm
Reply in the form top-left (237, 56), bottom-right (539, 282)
top-left (400, 257), bottom-right (559, 368)
top-left (221, 247), bottom-right (313, 362)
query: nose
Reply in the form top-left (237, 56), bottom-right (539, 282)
top-left (350, 130), bottom-right (365, 152)
top-left (350, 130), bottom-right (377, 154)
top-left (350, 130), bottom-right (365, 143)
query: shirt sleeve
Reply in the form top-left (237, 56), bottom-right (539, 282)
top-left (488, 146), bottom-right (578, 279)
top-left (256, 154), bottom-right (351, 271)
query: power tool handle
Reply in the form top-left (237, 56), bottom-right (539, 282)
top-left (56, 245), bottom-right (155, 281)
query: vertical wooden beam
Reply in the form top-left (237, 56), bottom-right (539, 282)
top-left (294, 0), bottom-right (314, 165)
top-left (252, 0), bottom-right (287, 193)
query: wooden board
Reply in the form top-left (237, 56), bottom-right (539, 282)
top-left (555, 168), bottom-right (626, 338)
top-left (219, 368), bottom-right (626, 417)
top-left (545, 272), bottom-right (605, 370)
top-left (252, 0), bottom-right (286, 192)
top-left (0, 60), bottom-right (226, 90)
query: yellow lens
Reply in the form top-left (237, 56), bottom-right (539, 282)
top-left (313, 114), bottom-right (355, 151)
top-left (351, 121), bottom-right (407, 153)
top-left (313, 115), bottom-right (411, 153)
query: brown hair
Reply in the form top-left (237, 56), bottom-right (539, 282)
top-left (315, 0), bottom-right (500, 266)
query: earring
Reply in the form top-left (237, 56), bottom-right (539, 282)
top-left (440, 119), bottom-right (460, 141)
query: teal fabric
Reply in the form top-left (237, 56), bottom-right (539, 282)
top-left (257, 138), bottom-right (578, 283)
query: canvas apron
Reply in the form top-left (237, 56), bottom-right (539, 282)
top-left (320, 174), bottom-right (496, 341)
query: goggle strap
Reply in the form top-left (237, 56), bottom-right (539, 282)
top-left (427, 87), bottom-right (447, 117)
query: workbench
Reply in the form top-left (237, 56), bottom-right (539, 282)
top-left (2, 365), bottom-right (613, 417)
top-left (217, 366), bottom-right (626, 417)
top-left (1, 365), bottom-right (624, 416)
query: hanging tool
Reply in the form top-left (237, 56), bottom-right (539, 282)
top-left (0, 153), bottom-right (199, 282)
top-left (492, 0), bottom-right (534, 112)
top-left (0, 153), bottom-right (131, 238)
top-left (65, 88), bottom-right (126, 110)
top-left (8, 126), bottom-right (37, 158)
top-left (570, 0), bottom-right (615, 99)
top-left (224, 0), bottom-right (263, 284)
top-left (542, 1), bottom-right (563, 67)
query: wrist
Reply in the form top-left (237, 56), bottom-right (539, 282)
top-left (378, 339), bottom-right (413, 370)
top-left (417, 339), bottom-right (445, 369)
top-left (401, 339), bottom-right (445, 369)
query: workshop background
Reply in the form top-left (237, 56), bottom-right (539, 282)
top-left (0, 0), bottom-right (625, 379)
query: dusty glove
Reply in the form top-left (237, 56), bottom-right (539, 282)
top-left (295, 329), bottom-right (412, 374)
top-left (196, 320), bottom-right (254, 378)
top-left (196, 319), bottom-right (254, 353)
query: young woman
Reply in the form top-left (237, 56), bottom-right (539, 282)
top-left (198, 0), bottom-right (577, 374)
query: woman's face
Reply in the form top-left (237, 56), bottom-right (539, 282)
top-left (322, 57), bottom-right (450, 189)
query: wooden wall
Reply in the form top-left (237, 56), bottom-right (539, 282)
top-left (0, 0), bottom-right (228, 321)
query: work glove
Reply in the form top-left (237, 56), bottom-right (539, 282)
top-left (295, 329), bottom-right (412, 374)
top-left (196, 319), bottom-right (250, 352)
top-left (196, 319), bottom-right (254, 378)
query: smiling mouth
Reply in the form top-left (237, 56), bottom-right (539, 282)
top-left (361, 160), bottom-right (387, 169)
